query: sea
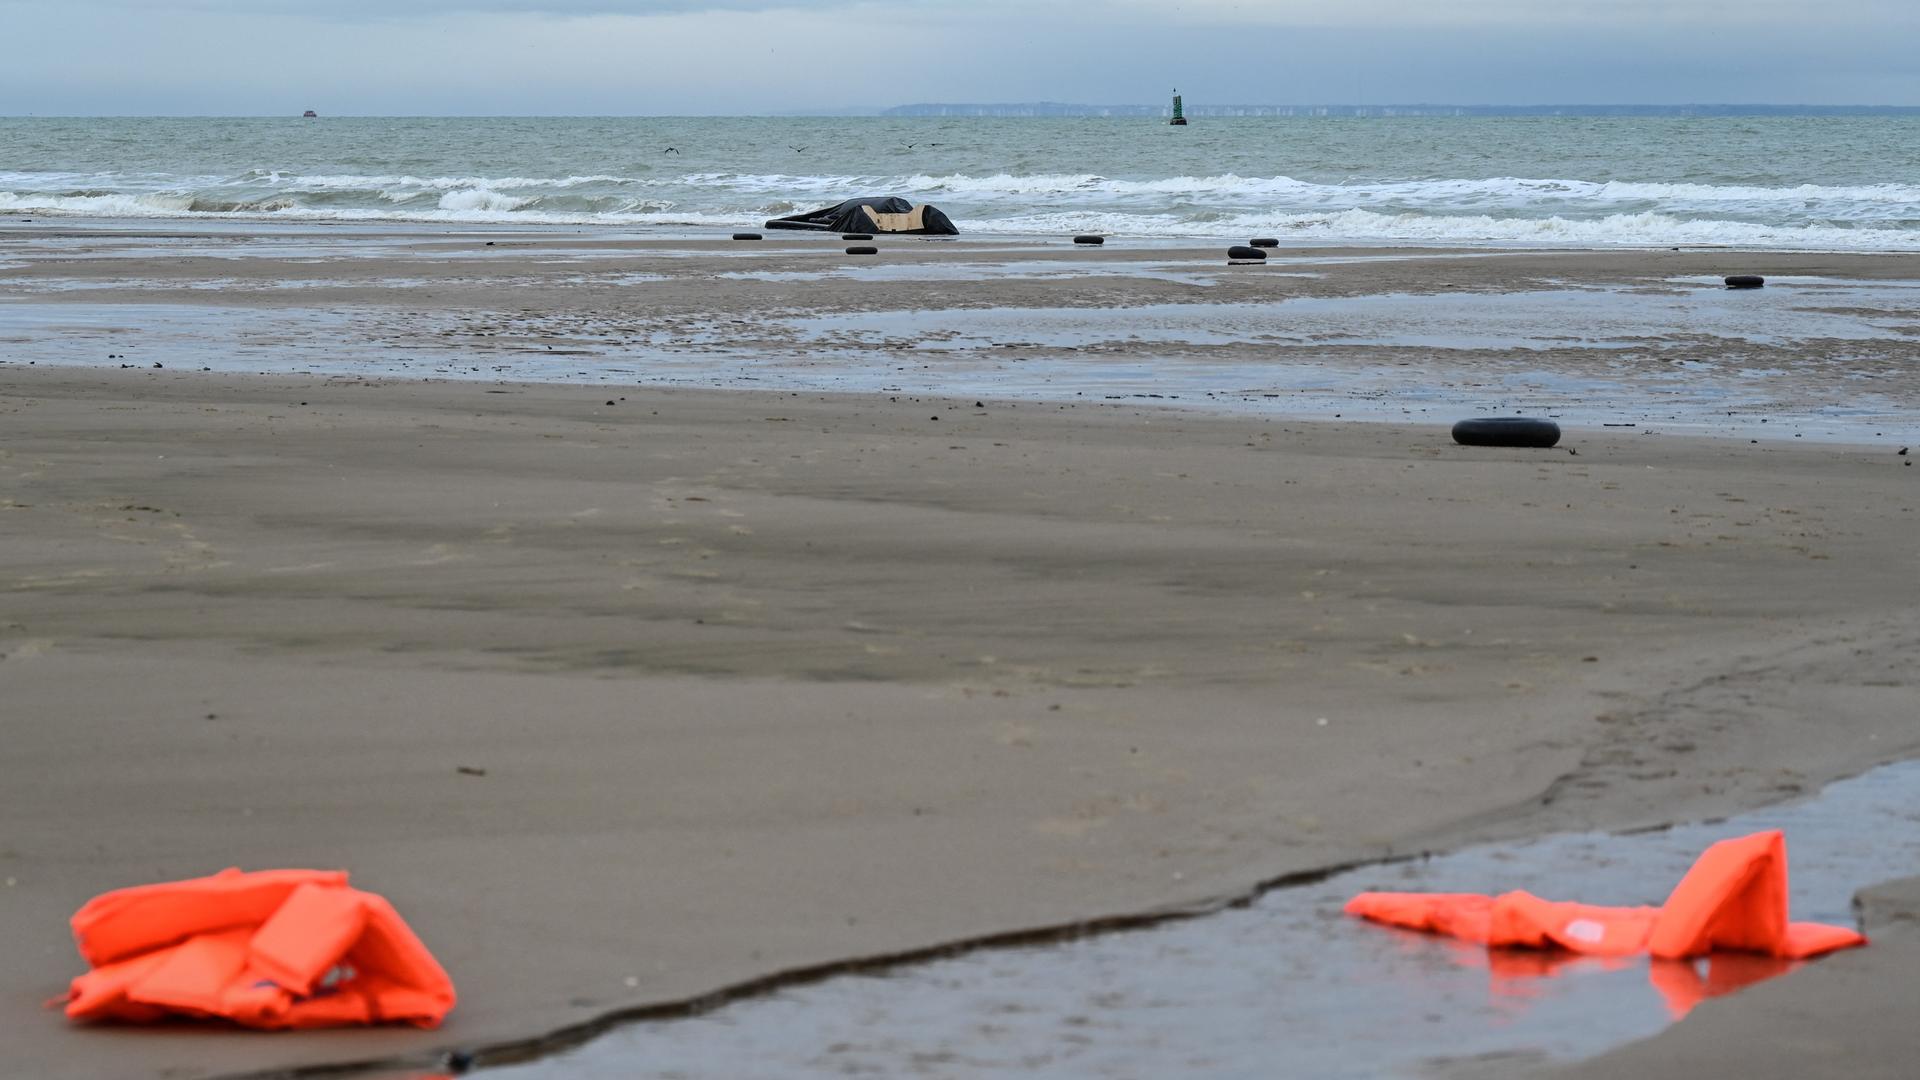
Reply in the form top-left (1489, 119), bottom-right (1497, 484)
top-left (3, 115), bottom-right (1919, 249)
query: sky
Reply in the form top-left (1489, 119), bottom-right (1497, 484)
top-left (2, 0), bottom-right (1915, 115)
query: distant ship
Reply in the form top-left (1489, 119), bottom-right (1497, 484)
top-left (1169, 91), bottom-right (1187, 126)
top-left (302, 110), bottom-right (318, 118)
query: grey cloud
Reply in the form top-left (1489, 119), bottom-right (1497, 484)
top-left (1, 0), bottom-right (1913, 114)
top-left (70, 0), bottom-right (889, 15)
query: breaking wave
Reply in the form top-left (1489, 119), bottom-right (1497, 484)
top-left (975, 208), bottom-right (1920, 250)
top-left (6, 167), bottom-right (1920, 250)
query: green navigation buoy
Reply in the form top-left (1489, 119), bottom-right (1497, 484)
top-left (1169, 90), bottom-right (1187, 126)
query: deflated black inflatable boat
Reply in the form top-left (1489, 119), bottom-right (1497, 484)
top-left (765, 197), bottom-right (958, 235)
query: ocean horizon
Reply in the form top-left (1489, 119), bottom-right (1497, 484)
top-left (8, 103), bottom-right (1920, 117)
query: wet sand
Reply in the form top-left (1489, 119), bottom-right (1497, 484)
top-left (4, 226), bottom-right (1920, 441)
top-left (467, 760), bottom-right (1920, 1078)
top-left (3, 230), bottom-right (1919, 1077)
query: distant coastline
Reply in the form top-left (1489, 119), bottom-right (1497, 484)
top-left (871, 102), bottom-right (1920, 118)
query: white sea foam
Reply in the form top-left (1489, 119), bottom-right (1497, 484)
top-left (1, 191), bottom-right (201, 216)
top-left (8, 163), bottom-right (1920, 250)
top-left (665, 170), bottom-right (1920, 208)
top-left (272, 172), bottom-right (660, 192)
top-left (9, 191), bottom-right (1918, 249)
top-left (973, 208), bottom-right (1920, 250)
top-left (434, 188), bottom-right (531, 213)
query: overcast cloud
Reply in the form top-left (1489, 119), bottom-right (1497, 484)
top-left (2, 0), bottom-right (1913, 114)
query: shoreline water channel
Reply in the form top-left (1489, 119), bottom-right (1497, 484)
top-left (407, 760), bottom-right (1918, 1080)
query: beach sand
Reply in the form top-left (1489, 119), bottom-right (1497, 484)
top-left (2, 232), bottom-right (1917, 1077)
top-left (4, 229), bottom-right (1918, 443)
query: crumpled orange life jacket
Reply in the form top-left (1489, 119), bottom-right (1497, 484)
top-left (1346, 830), bottom-right (1866, 961)
top-left (1426, 931), bottom-right (1804, 1020)
top-left (62, 868), bottom-right (456, 1029)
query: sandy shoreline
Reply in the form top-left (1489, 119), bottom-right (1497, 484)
top-left (3, 228), bottom-right (1918, 1076)
top-left (3, 358), bottom-right (1916, 1077)
top-left (5, 226), bottom-right (1919, 442)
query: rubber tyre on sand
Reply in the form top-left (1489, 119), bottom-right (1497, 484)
top-left (1451, 417), bottom-right (1562, 448)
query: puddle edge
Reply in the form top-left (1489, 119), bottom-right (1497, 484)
top-left (210, 747), bottom-right (1920, 1080)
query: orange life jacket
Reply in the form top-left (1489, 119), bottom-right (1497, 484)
top-left (1346, 830), bottom-right (1865, 961)
top-left (1432, 929), bottom-right (1799, 1019)
top-left (63, 868), bottom-right (455, 1029)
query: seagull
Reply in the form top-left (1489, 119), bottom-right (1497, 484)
top-left (789, 145), bottom-right (807, 152)
top-left (664, 147), bottom-right (678, 154)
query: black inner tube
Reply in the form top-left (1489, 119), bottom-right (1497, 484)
top-left (845, 246), bottom-right (879, 255)
top-left (1725, 275), bottom-right (1766, 289)
top-left (1451, 417), bottom-right (1562, 448)
top-left (1226, 245), bottom-right (1267, 260)
top-left (1073, 235), bottom-right (1105, 245)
